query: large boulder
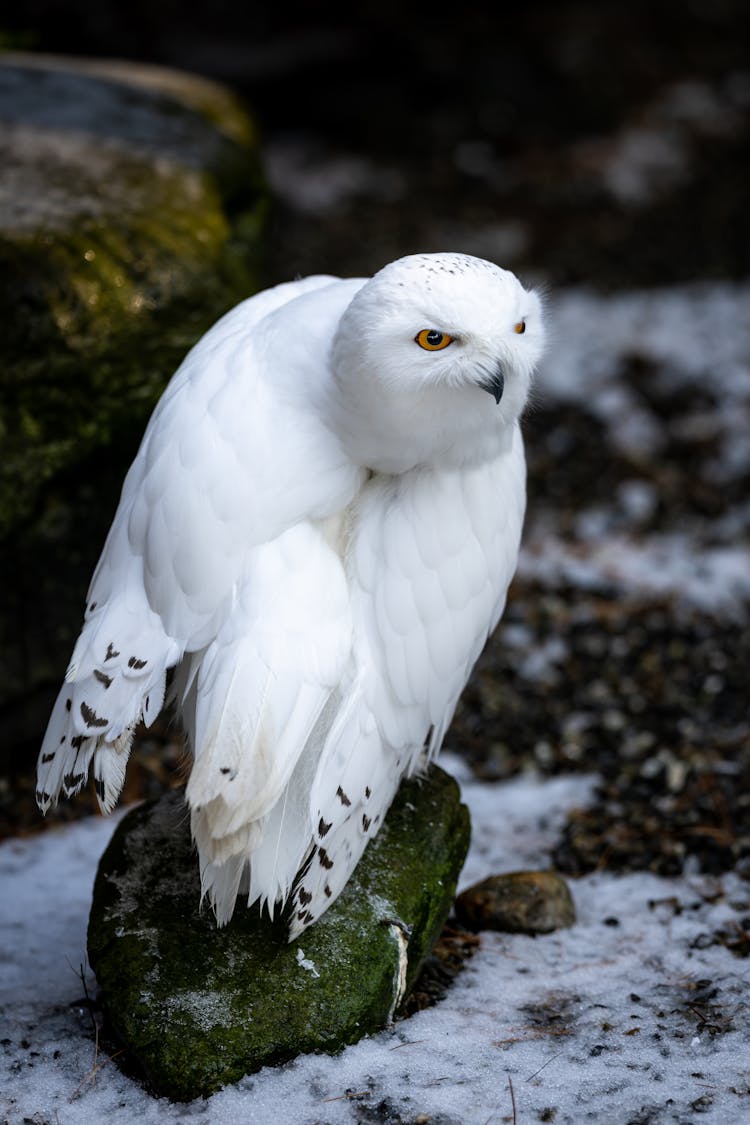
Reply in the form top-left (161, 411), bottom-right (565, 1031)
top-left (0, 53), bottom-right (265, 756)
top-left (88, 766), bottom-right (470, 1101)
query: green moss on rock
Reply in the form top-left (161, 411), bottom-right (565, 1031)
top-left (0, 53), bottom-right (266, 744)
top-left (0, 54), bottom-right (265, 539)
top-left (88, 766), bottom-right (470, 1101)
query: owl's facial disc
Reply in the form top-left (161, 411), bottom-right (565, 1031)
top-left (477, 363), bottom-right (505, 404)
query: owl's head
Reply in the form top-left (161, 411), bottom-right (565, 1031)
top-left (330, 253), bottom-right (545, 472)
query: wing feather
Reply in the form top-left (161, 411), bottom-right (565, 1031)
top-left (296, 432), bottom-right (527, 934)
top-left (37, 275), bottom-right (365, 822)
top-left (184, 521), bottom-right (352, 924)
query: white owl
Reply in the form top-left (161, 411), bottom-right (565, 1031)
top-left (36, 253), bottom-right (545, 938)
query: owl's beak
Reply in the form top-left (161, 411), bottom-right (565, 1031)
top-left (478, 364), bottom-right (505, 404)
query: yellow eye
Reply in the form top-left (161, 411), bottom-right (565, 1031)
top-left (514, 319), bottom-right (526, 334)
top-left (415, 329), bottom-right (453, 351)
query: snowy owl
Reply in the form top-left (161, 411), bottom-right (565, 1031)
top-left (36, 253), bottom-right (545, 939)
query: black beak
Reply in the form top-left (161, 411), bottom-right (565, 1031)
top-left (478, 364), bottom-right (505, 405)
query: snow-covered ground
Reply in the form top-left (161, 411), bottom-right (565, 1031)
top-left (2, 754), bottom-right (749, 1125)
top-left (522, 280), bottom-right (750, 612)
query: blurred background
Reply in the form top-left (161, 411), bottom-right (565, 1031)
top-left (5, 0), bottom-right (748, 284)
top-left (1, 0), bottom-right (749, 885)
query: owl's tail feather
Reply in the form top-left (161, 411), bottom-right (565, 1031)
top-left (179, 524), bottom-right (351, 928)
top-left (36, 595), bottom-right (176, 814)
top-left (183, 635), bottom-right (334, 925)
top-left (287, 694), bottom-right (403, 939)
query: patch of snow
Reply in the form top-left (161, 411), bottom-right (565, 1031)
top-left (573, 75), bottom-right (747, 206)
top-left (264, 137), bottom-right (404, 215)
top-left (541, 282), bottom-right (750, 469)
top-left (295, 947), bottom-right (320, 979)
top-left (616, 479), bottom-right (659, 523)
top-left (3, 768), bottom-right (748, 1124)
top-left (603, 125), bottom-right (688, 206)
top-left (525, 280), bottom-right (750, 609)
top-left (520, 531), bottom-right (750, 612)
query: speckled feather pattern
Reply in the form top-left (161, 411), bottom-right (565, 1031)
top-left (36, 253), bottom-right (544, 938)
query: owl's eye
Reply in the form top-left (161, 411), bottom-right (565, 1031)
top-left (415, 329), bottom-right (453, 351)
top-left (514, 319), bottom-right (526, 335)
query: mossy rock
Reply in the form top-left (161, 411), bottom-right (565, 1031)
top-left (88, 766), bottom-right (470, 1101)
top-left (0, 53), bottom-right (266, 750)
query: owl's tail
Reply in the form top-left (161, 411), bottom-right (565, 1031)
top-left (177, 523), bottom-right (351, 928)
top-left (36, 595), bottom-right (179, 814)
top-left (181, 632), bottom-right (334, 925)
top-left (286, 691), bottom-right (406, 939)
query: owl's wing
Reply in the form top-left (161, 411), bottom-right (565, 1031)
top-left (182, 521), bottom-right (352, 923)
top-left (86, 273), bottom-right (356, 646)
top-left (37, 275), bottom-right (363, 816)
top-left (288, 433), bottom-right (527, 936)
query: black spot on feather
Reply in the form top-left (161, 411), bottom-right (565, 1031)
top-left (318, 817), bottom-right (332, 837)
top-left (94, 777), bottom-right (106, 800)
top-left (80, 701), bottom-right (107, 729)
top-left (94, 669), bottom-right (112, 689)
top-left (64, 772), bottom-right (85, 791)
top-left (104, 643), bottom-right (120, 661)
top-left (71, 735), bottom-right (84, 750)
top-left (299, 888), bottom-right (312, 906)
top-left (65, 699), bottom-right (72, 712)
top-left (362, 814), bottom-right (372, 832)
top-left (318, 848), bottom-right (334, 870)
top-left (365, 786), bottom-right (371, 799)
top-left (336, 785), bottom-right (351, 807)
top-left (41, 752), bottom-right (55, 764)
top-left (324, 884), bottom-right (332, 898)
top-left (36, 789), bottom-right (51, 805)
top-left (128, 656), bottom-right (147, 669)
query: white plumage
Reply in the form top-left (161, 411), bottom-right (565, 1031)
top-left (36, 253), bottom-right (545, 939)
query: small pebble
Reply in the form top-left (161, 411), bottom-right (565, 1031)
top-left (455, 870), bottom-right (576, 934)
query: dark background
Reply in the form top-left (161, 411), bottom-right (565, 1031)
top-left (6, 0), bottom-right (749, 288)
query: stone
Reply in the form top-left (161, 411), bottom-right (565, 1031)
top-left (455, 870), bottom-right (576, 935)
top-left (0, 53), bottom-right (265, 757)
top-left (88, 765), bottom-right (470, 1101)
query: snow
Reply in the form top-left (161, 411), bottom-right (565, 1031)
top-left (520, 532), bottom-right (750, 612)
top-left (264, 137), bottom-right (404, 214)
top-left (295, 948), bottom-right (320, 979)
top-left (3, 757), bottom-right (749, 1125)
top-left (573, 75), bottom-right (748, 206)
top-left (520, 279), bottom-right (750, 612)
top-left (540, 282), bottom-right (750, 468)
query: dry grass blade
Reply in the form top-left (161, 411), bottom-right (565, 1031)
top-left (321, 1089), bottom-right (372, 1104)
top-left (509, 1074), bottom-right (518, 1125)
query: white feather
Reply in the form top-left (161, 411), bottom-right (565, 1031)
top-left (37, 253), bottom-right (544, 939)
top-left (183, 522), bottom-right (351, 923)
